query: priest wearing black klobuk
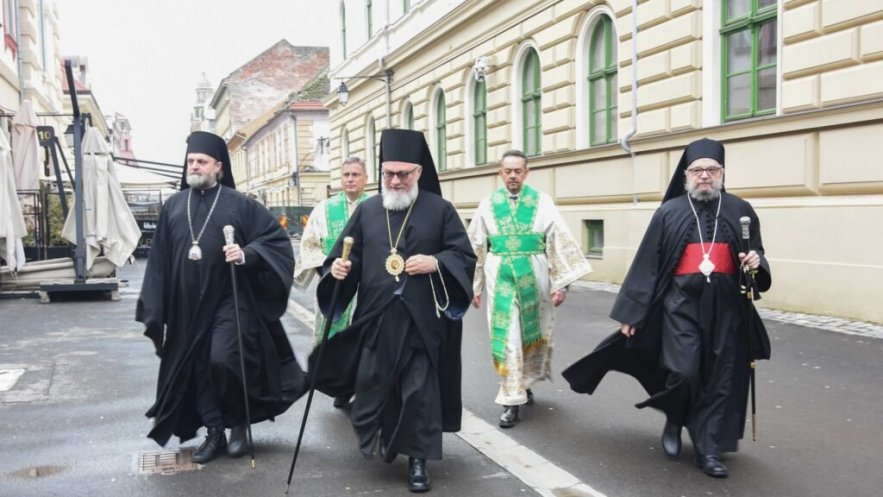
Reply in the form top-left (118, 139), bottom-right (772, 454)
top-left (562, 138), bottom-right (771, 478)
top-left (136, 131), bottom-right (306, 464)
top-left (310, 128), bottom-right (476, 493)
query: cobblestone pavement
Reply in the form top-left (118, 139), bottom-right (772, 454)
top-left (572, 280), bottom-right (883, 340)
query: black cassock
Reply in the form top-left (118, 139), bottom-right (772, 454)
top-left (136, 184), bottom-right (306, 446)
top-left (563, 192), bottom-right (771, 456)
top-left (310, 192), bottom-right (476, 461)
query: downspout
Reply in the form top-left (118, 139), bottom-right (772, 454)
top-left (15, 0), bottom-right (23, 104)
top-left (619, 0), bottom-right (639, 205)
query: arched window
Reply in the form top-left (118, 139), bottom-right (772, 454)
top-left (366, 0), bottom-right (373, 39)
top-left (472, 79), bottom-right (487, 165)
top-left (521, 48), bottom-right (541, 157)
top-left (340, 2), bottom-right (347, 58)
top-left (434, 90), bottom-right (447, 171)
top-left (588, 15), bottom-right (617, 146)
top-left (401, 101), bottom-right (414, 130)
top-left (366, 117), bottom-right (376, 183)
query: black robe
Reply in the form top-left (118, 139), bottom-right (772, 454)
top-left (563, 192), bottom-right (771, 454)
top-left (309, 192), bottom-right (476, 461)
top-left (136, 184), bottom-right (306, 446)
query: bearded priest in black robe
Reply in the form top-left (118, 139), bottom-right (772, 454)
top-left (136, 131), bottom-right (306, 464)
top-left (563, 138), bottom-right (771, 478)
top-left (311, 129), bottom-right (476, 492)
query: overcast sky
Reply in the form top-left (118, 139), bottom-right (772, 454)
top-left (57, 0), bottom-right (336, 165)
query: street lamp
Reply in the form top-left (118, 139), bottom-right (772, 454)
top-left (335, 68), bottom-right (394, 129)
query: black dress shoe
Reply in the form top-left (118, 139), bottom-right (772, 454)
top-left (192, 426), bottom-right (227, 464)
top-left (695, 454), bottom-right (728, 478)
top-left (408, 457), bottom-right (431, 492)
top-left (661, 418), bottom-right (682, 458)
top-left (499, 405), bottom-right (519, 428)
top-left (333, 395), bottom-right (350, 409)
top-left (227, 423), bottom-right (249, 458)
top-left (525, 389), bottom-right (534, 406)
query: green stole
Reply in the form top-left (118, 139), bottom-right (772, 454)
top-left (488, 185), bottom-right (545, 374)
top-left (318, 192), bottom-right (367, 341)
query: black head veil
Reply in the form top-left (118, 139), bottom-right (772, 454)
top-left (661, 137), bottom-right (725, 203)
top-left (378, 128), bottom-right (441, 196)
top-left (180, 131), bottom-right (236, 190)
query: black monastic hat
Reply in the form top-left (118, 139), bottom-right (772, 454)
top-left (180, 131), bottom-right (236, 190)
top-left (378, 128), bottom-right (441, 196)
top-left (661, 137), bottom-right (725, 203)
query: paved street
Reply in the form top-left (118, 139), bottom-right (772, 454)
top-left (2, 258), bottom-right (882, 497)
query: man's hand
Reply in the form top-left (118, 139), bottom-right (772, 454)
top-left (552, 290), bottom-right (567, 307)
top-left (620, 323), bottom-right (636, 337)
top-left (404, 254), bottom-right (437, 275)
top-left (223, 243), bottom-right (244, 264)
top-left (472, 294), bottom-right (481, 308)
top-left (330, 258), bottom-right (351, 280)
top-left (738, 250), bottom-right (760, 271)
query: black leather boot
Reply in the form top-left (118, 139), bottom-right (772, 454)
top-left (192, 426), bottom-right (227, 464)
top-left (408, 457), bottom-right (431, 492)
top-left (695, 453), bottom-right (728, 478)
top-left (227, 423), bottom-right (249, 458)
top-left (661, 418), bottom-right (682, 458)
top-left (499, 405), bottom-right (519, 428)
top-left (333, 395), bottom-right (350, 409)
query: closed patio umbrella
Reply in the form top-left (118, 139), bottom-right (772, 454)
top-left (62, 127), bottom-right (141, 269)
top-left (11, 100), bottom-right (40, 192)
top-left (0, 129), bottom-right (27, 271)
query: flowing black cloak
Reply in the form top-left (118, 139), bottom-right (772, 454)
top-left (563, 192), bottom-right (771, 449)
top-left (309, 192), bottom-right (476, 458)
top-left (136, 185), bottom-right (306, 446)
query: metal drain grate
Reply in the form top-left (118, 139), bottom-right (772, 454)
top-left (138, 449), bottom-right (199, 475)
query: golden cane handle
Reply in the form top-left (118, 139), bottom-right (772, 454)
top-left (341, 236), bottom-right (354, 263)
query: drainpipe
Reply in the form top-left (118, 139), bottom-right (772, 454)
top-left (619, 0), bottom-right (639, 205)
top-left (15, 0), bottom-right (23, 104)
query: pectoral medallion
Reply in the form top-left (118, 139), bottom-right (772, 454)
top-left (385, 250), bottom-right (405, 282)
top-left (188, 242), bottom-right (203, 261)
top-left (698, 254), bottom-right (715, 282)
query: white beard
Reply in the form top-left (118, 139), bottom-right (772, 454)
top-left (382, 182), bottom-right (419, 210)
top-left (686, 177), bottom-right (723, 202)
top-left (187, 173), bottom-right (217, 190)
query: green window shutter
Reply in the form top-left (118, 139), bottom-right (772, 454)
top-left (473, 80), bottom-right (487, 165)
top-left (721, 0), bottom-right (777, 121)
top-left (436, 92), bottom-right (447, 171)
top-left (588, 16), bottom-right (618, 146)
top-left (521, 49), bottom-right (542, 157)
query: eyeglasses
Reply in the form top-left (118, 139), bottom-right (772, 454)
top-left (686, 166), bottom-right (723, 177)
top-left (381, 166), bottom-right (420, 181)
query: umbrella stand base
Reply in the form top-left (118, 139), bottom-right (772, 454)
top-left (38, 278), bottom-right (120, 303)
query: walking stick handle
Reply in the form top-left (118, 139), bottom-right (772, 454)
top-left (341, 236), bottom-right (354, 263)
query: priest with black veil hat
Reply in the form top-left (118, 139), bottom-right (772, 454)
top-left (136, 131), bottom-right (307, 464)
top-left (310, 128), bottom-right (476, 492)
top-left (562, 138), bottom-right (771, 478)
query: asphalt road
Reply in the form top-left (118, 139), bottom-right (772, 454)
top-left (1, 258), bottom-right (882, 497)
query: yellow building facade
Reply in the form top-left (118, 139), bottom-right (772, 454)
top-left (328, 0), bottom-right (883, 323)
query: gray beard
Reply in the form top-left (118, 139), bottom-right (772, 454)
top-left (382, 182), bottom-right (419, 210)
top-left (187, 173), bottom-right (217, 190)
top-left (685, 178), bottom-right (723, 202)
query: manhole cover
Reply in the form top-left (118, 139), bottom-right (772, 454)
top-left (138, 449), bottom-right (199, 475)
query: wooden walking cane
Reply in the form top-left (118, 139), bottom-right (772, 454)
top-left (224, 225), bottom-right (257, 468)
top-left (285, 236), bottom-right (354, 494)
top-left (739, 216), bottom-right (759, 441)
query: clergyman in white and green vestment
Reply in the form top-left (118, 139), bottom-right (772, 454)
top-left (294, 157), bottom-right (369, 345)
top-left (467, 150), bottom-right (591, 427)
